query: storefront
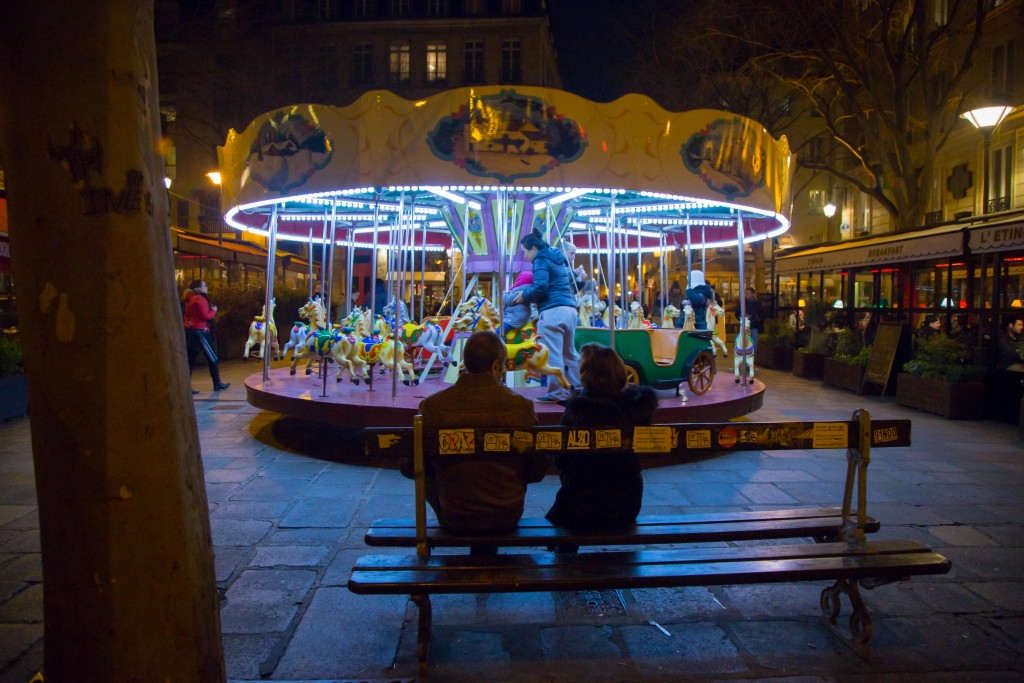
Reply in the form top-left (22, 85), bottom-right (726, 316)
top-left (172, 230), bottom-right (318, 293)
top-left (774, 213), bottom-right (1024, 358)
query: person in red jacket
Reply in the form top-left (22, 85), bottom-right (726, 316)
top-left (184, 280), bottom-right (230, 393)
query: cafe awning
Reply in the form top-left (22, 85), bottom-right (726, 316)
top-left (775, 223), bottom-right (965, 276)
top-left (172, 230), bottom-right (314, 271)
top-left (967, 219), bottom-right (1024, 253)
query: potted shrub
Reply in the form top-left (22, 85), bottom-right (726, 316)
top-left (0, 335), bottom-right (28, 421)
top-left (754, 316), bottom-right (795, 370)
top-left (823, 328), bottom-right (869, 392)
top-left (792, 299), bottom-right (831, 379)
top-left (896, 334), bottom-right (986, 419)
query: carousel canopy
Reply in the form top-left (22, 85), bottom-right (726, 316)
top-left (218, 87), bottom-right (794, 253)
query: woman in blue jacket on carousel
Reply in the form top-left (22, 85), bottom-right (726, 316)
top-left (511, 229), bottom-right (582, 402)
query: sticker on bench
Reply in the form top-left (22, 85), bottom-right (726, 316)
top-left (595, 429), bottom-right (622, 449)
top-left (512, 430), bottom-right (534, 452)
top-left (812, 422), bottom-right (848, 449)
top-left (483, 432), bottom-right (511, 452)
top-left (438, 429), bottom-right (475, 455)
top-left (536, 431), bottom-right (563, 451)
top-left (685, 429), bottom-right (711, 449)
top-left (567, 429), bottom-right (590, 450)
top-left (377, 433), bottom-right (402, 449)
top-left (632, 426), bottom-right (673, 453)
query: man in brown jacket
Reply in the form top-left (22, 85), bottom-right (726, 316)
top-left (416, 331), bottom-right (545, 533)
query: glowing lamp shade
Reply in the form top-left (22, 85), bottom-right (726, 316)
top-left (206, 171), bottom-right (222, 185)
top-left (798, 298), bottom-right (806, 308)
top-left (823, 202), bottom-right (837, 218)
top-left (1012, 299), bottom-right (1023, 308)
top-left (164, 177), bottom-right (172, 189)
top-left (940, 298), bottom-right (951, 307)
top-left (960, 105), bottom-right (1014, 130)
top-left (833, 299), bottom-right (844, 308)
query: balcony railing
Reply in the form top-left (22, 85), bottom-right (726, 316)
top-left (987, 196), bottom-right (1009, 214)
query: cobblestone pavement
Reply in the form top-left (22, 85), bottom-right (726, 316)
top-left (1, 359), bottom-right (1022, 682)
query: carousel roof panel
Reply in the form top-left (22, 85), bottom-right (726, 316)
top-left (218, 87), bottom-right (794, 248)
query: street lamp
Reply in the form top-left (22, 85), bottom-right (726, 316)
top-left (823, 201), bottom-right (837, 241)
top-left (960, 105), bottom-right (1014, 215)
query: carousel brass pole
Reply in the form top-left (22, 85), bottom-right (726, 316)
top-left (609, 195), bottom-right (617, 346)
top-left (263, 204), bottom-right (279, 383)
top-left (736, 210), bottom-right (748, 388)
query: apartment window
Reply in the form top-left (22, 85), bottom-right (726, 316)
top-left (317, 0), bottom-right (338, 19)
top-left (176, 199), bottom-right (189, 230)
top-left (991, 39), bottom-right (1016, 100)
top-left (426, 41), bottom-right (447, 83)
top-left (427, 0), bottom-right (448, 16)
top-left (389, 0), bottom-right (410, 17)
top-left (352, 43), bottom-right (374, 85)
top-left (806, 135), bottom-right (826, 163)
top-left (354, 0), bottom-right (373, 17)
top-left (502, 0), bottom-right (522, 13)
top-left (989, 143), bottom-right (1013, 213)
top-left (389, 41), bottom-right (410, 83)
top-left (501, 38), bottom-right (521, 82)
top-left (317, 44), bottom-right (338, 89)
top-left (932, 0), bottom-right (949, 25)
top-left (464, 39), bottom-right (484, 83)
top-left (464, 0), bottom-right (484, 13)
top-left (808, 190), bottom-right (825, 213)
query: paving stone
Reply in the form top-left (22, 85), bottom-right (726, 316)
top-left (210, 501), bottom-right (289, 520)
top-left (249, 545), bottom-right (329, 568)
top-left (0, 509), bottom-right (33, 528)
top-left (0, 624), bottom-right (42, 669)
top-left (927, 524), bottom-right (1000, 547)
top-left (214, 547), bottom-right (251, 583)
top-left (220, 568), bottom-right (317, 634)
top-left (266, 527), bottom-right (346, 546)
top-left (0, 556), bottom-right (41, 583)
top-left (229, 476), bottom-right (312, 501)
top-left (210, 519), bottom-right (273, 547)
top-left (280, 498), bottom-right (357, 528)
top-left (729, 619), bottom-right (857, 675)
top-left (963, 581), bottom-right (1024, 611)
top-left (626, 586), bottom-right (727, 621)
top-left (0, 584), bottom-right (41, 623)
top-left (273, 586), bottom-right (407, 679)
top-left (620, 621), bottom-right (748, 676)
top-left (222, 634), bottom-right (283, 680)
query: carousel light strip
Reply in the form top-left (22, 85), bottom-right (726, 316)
top-left (424, 186), bottom-right (482, 210)
top-left (577, 246), bottom-right (664, 254)
top-left (533, 188), bottom-right (590, 209)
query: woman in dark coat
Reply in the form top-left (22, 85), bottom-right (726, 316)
top-left (545, 343), bottom-right (657, 530)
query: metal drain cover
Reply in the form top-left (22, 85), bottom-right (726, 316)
top-left (557, 589), bottom-right (628, 619)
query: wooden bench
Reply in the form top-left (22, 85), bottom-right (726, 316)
top-left (349, 409), bottom-right (951, 678)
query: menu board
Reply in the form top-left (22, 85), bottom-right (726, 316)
top-left (860, 322), bottom-right (903, 396)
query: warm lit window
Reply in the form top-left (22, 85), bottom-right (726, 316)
top-left (426, 41), bottom-right (447, 82)
top-left (932, 0), bottom-right (949, 25)
top-left (501, 38), bottom-right (521, 82)
top-left (352, 43), bottom-right (374, 85)
top-left (389, 41), bottom-right (410, 83)
top-left (989, 143), bottom-right (1014, 213)
top-left (464, 39), bottom-right (484, 83)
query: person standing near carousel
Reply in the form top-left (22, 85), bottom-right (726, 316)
top-left (184, 280), bottom-right (230, 393)
top-left (512, 229), bottom-right (581, 402)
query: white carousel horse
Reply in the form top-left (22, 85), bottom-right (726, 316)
top-left (680, 301), bottom-right (697, 332)
top-left (398, 318), bottom-right (451, 364)
top-left (600, 303), bottom-right (623, 328)
top-left (733, 315), bottom-right (755, 383)
top-left (451, 296), bottom-right (571, 389)
top-left (382, 298), bottom-right (411, 328)
top-left (352, 308), bottom-right (417, 385)
top-left (281, 299), bottom-right (319, 361)
top-left (661, 304), bottom-right (681, 329)
top-left (288, 299), bottom-right (367, 384)
top-left (243, 298), bottom-right (281, 360)
top-left (706, 301), bottom-right (729, 358)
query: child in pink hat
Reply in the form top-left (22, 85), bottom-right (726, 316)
top-left (502, 271), bottom-right (534, 333)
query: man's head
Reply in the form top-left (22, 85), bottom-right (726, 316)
top-left (745, 286), bottom-right (756, 300)
top-left (463, 331), bottom-right (507, 378)
top-left (189, 280), bottom-right (207, 293)
top-left (1005, 314), bottom-right (1024, 337)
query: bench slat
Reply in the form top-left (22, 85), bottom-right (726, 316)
top-left (366, 509), bottom-right (880, 547)
top-left (349, 540), bottom-right (950, 594)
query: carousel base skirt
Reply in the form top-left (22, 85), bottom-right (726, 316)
top-left (245, 367), bottom-right (765, 428)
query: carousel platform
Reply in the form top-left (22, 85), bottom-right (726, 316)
top-left (245, 367), bottom-right (765, 428)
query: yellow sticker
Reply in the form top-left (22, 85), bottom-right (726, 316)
top-left (632, 426), bottom-right (674, 453)
top-left (377, 434), bottom-right (402, 449)
top-left (595, 429), bottom-right (622, 449)
top-left (685, 430), bottom-right (712, 449)
top-left (536, 431), bottom-right (563, 451)
top-left (512, 430), bottom-right (534, 452)
top-left (812, 423), bottom-right (848, 449)
top-left (566, 429), bottom-right (590, 450)
top-left (483, 432), bottom-right (511, 452)
top-left (438, 429), bottom-right (475, 455)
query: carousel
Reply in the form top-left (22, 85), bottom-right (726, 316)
top-left (217, 87), bottom-right (794, 427)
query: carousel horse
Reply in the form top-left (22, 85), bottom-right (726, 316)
top-left (680, 301), bottom-right (697, 332)
top-left (243, 298), bottom-right (281, 360)
top-left (382, 298), bottom-right (411, 328)
top-left (600, 303), bottom-right (623, 328)
top-left (398, 318), bottom-right (451, 364)
top-left (661, 304), bottom-right (681, 329)
top-left (577, 296), bottom-right (607, 327)
top-left (451, 297), bottom-right (571, 389)
top-left (733, 315), bottom-right (755, 383)
top-left (288, 300), bottom-right (366, 384)
top-left (622, 301), bottom-right (647, 329)
top-left (352, 308), bottom-right (417, 385)
top-left (706, 302), bottom-right (729, 358)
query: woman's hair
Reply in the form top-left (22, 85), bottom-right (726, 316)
top-left (578, 343), bottom-right (627, 397)
top-left (189, 279), bottom-right (205, 291)
top-left (519, 228), bottom-right (549, 251)
top-left (923, 314), bottom-right (939, 326)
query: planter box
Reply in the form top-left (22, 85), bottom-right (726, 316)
top-left (895, 373), bottom-right (986, 419)
top-left (791, 350), bottom-right (827, 379)
top-left (754, 344), bottom-right (793, 370)
top-left (0, 374), bottom-right (28, 421)
top-left (823, 357), bottom-right (866, 392)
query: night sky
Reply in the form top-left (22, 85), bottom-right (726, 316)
top-left (547, 0), bottom-right (640, 102)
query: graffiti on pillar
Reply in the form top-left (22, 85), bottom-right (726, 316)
top-left (49, 122), bottom-right (154, 216)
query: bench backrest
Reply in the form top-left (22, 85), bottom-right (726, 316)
top-left (364, 409), bottom-right (905, 558)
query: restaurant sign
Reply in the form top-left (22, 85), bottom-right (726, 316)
top-left (968, 222), bottom-right (1024, 253)
top-left (776, 226), bottom-right (963, 275)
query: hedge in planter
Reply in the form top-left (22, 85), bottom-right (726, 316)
top-left (791, 300), bottom-right (832, 379)
top-left (823, 330), bottom-right (869, 392)
top-left (754, 317), bottom-right (795, 369)
top-left (896, 334), bottom-right (986, 419)
top-left (0, 335), bottom-right (28, 421)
